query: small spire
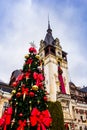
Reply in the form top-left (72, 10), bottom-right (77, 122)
top-left (47, 15), bottom-right (52, 32)
top-left (44, 16), bottom-right (54, 45)
top-left (48, 14), bottom-right (50, 29)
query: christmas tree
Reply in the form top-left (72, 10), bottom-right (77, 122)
top-left (0, 47), bottom-right (52, 130)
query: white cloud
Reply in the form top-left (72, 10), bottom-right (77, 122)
top-left (0, 0), bottom-right (87, 87)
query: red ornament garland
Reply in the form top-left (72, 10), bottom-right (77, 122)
top-left (58, 66), bottom-right (66, 94)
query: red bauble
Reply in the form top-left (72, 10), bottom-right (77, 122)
top-left (29, 92), bottom-right (35, 97)
top-left (12, 81), bottom-right (18, 87)
top-left (16, 92), bottom-right (21, 97)
top-left (43, 96), bottom-right (48, 101)
top-left (29, 47), bottom-right (37, 54)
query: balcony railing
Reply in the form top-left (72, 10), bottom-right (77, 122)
top-left (57, 92), bottom-right (71, 100)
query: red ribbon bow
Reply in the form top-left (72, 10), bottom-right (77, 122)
top-left (0, 118), bottom-right (5, 126)
top-left (22, 87), bottom-right (29, 95)
top-left (25, 72), bottom-right (30, 79)
top-left (33, 72), bottom-right (44, 87)
top-left (58, 66), bottom-right (66, 94)
top-left (30, 108), bottom-right (52, 130)
top-left (16, 73), bottom-right (24, 81)
top-left (17, 120), bottom-right (26, 130)
top-left (2, 107), bottom-right (13, 130)
top-left (26, 58), bottom-right (33, 64)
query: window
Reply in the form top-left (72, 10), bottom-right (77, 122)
top-left (58, 62), bottom-right (60, 66)
top-left (80, 126), bottom-right (82, 130)
top-left (50, 48), bottom-right (55, 55)
top-left (80, 116), bottom-right (83, 120)
top-left (45, 48), bottom-right (49, 56)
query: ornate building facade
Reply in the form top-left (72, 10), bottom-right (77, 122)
top-left (39, 21), bottom-right (87, 130)
top-left (69, 82), bottom-right (87, 130)
top-left (0, 81), bottom-right (12, 118)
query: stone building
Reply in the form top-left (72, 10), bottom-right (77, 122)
top-left (69, 82), bottom-right (87, 130)
top-left (39, 21), bottom-right (87, 130)
top-left (0, 81), bottom-right (12, 118)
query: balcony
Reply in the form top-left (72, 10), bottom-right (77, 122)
top-left (57, 92), bottom-right (71, 101)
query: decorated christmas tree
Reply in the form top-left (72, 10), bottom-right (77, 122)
top-left (0, 47), bottom-right (52, 130)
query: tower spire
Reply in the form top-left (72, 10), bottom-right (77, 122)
top-left (44, 16), bottom-right (54, 46)
top-left (48, 15), bottom-right (51, 29)
top-left (47, 15), bottom-right (52, 33)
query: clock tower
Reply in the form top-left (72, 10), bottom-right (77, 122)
top-left (39, 20), bottom-right (70, 101)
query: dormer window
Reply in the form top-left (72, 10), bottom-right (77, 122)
top-left (45, 45), bottom-right (55, 56)
top-left (45, 48), bottom-right (49, 56)
top-left (62, 51), bottom-right (67, 61)
top-left (50, 47), bottom-right (55, 55)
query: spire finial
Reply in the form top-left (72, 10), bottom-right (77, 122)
top-left (48, 14), bottom-right (50, 29)
top-left (47, 14), bottom-right (52, 33)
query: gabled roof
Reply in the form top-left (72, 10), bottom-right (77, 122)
top-left (0, 81), bottom-right (12, 93)
top-left (80, 87), bottom-right (87, 92)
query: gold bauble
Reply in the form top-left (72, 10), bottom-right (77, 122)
top-left (35, 54), bottom-right (40, 59)
top-left (25, 54), bottom-right (29, 59)
top-left (32, 85), bottom-right (38, 91)
top-left (11, 90), bottom-right (16, 94)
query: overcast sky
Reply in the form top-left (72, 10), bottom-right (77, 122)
top-left (0, 0), bottom-right (87, 87)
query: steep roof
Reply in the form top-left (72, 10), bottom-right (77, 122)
top-left (80, 87), bottom-right (87, 92)
top-left (44, 20), bottom-right (55, 46)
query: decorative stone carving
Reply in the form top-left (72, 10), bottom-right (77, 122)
top-left (55, 38), bottom-right (62, 48)
top-left (40, 40), bottom-right (44, 48)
